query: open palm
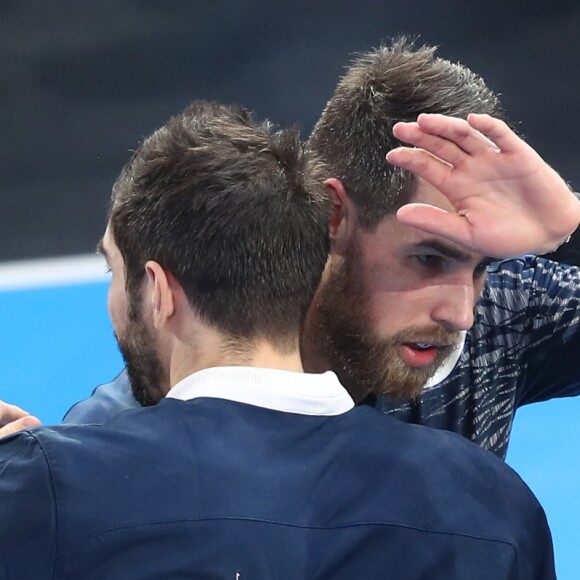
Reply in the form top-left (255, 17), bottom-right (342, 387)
top-left (387, 113), bottom-right (580, 258)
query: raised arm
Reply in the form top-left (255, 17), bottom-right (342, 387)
top-left (387, 113), bottom-right (580, 258)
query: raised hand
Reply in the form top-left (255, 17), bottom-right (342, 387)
top-left (386, 113), bottom-right (580, 258)
top-left (0, 400), bottom-right (40, 438)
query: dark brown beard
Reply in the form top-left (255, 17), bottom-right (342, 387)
top-left (313, 254), bottom-right (457, 401)
top-left (115, 291), bottom-right (167, 407)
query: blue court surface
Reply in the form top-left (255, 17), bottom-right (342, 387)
top-left (0, 256), bottom-right (578, 578)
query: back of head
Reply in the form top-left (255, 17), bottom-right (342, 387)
top-left (110, 101), bottom-right (330, 348)
top-left (309, 37), bottom-right (506, 227)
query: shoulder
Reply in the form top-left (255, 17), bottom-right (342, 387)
top-left (0, 423), bottom-right (101, 466)
top-left (62, 369), bottom-right (138, 424)
top-left (476, 255), bottom-right (580, 324)
top-left (0, 427), bottom-right (47, 466)
top-left (486, 255), bottom-right (580, 289)
top-left (355, 407), bottom-right (545, 518)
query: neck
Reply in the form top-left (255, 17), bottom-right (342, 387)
top-left (300, 303), bottom-right (331, 374)
top-left (170, 335), bottom-right (304, 387)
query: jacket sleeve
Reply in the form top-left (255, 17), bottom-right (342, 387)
top-left (512, 491), bottom-right (556, 580)
top-left (514, 256), bottom-right (580, 405)
top-left (0, 430), bottom-right (57, 578)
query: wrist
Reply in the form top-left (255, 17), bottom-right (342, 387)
top-left (544, 192), bottom-right (580, 253)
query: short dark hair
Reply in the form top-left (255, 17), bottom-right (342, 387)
top-left (309, 37), bottom-right (507, 228)
top-left (110, 101), bottom-right (330, 347)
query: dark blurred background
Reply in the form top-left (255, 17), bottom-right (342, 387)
top-left (1, 0), bottom-right (579, 262)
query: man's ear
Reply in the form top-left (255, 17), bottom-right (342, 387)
top-left (326, 178), bottom-right (356, 256)
top-left (144, 261), bottom-right (175, 330)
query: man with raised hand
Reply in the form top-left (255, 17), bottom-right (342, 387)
top-left (303, 38), bottom-right (580, 458)
top-left (0, 100), bottom-right (555, 578)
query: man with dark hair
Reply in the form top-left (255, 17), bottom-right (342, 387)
top-left (0, 100), bottom-right (556, 578)
top-left (105, 100), bottom-right (331, 408)
top-left (59, 39), bottom-right (580, 463)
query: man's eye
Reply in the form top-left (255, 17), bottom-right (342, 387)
top-left (416, 255), bottom-right (444, 268)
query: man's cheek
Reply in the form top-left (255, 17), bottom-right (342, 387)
top-left (108, 286), bottom-right (127, 334)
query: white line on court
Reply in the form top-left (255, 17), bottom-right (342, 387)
top-left (0, 254), bottom-right (110, 291)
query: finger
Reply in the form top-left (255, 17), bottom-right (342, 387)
top-left (416, 113), bottom-right (500, 156)
top-left (0, 415), bottom-right (41, 438)
top-left (466, 114), bottom-right (524, 154)
top-left (392, 122), bottom-right (468, 167)
top-left (0, 401), bottom-right (31, 425)
top-left (396, 203), bottom-right (473, 248)
top-left (386, 147), bottom-right (453, 190)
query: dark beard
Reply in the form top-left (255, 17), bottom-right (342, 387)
top-left (115, 293), bottom-right (166, 407)
top-left (314, 257), bottom-right (456, 402)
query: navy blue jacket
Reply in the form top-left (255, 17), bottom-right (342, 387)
top-left (1, 397), bottom-right (554, 578)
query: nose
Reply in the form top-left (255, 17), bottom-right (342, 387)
top-left (431, 283), bottom-right (475, 332)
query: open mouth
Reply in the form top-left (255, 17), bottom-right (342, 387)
top-left (412, 343), bottom-right (435, 351)
top-left (399, 342), bottom-right (447, 368)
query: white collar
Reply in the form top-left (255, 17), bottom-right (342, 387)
top-left (166, 367), bottom-right (354, 416)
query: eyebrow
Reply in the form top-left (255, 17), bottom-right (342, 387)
top-left (412, 239), bottom-right (498, 268)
